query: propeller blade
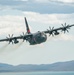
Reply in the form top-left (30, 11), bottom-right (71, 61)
top-left (12, 41), bottom-right (13, 44)
top-left (6, 37), bottom-right (8, 39)
top-left (61, 23), bottom-right (70, 33)
top-left (23, 39), bottom-right (24, 42)
top-left (9, 41), bottom-right (10, 44)
top-left (65, 23), bottom-right (66, 26)
top-left (9, 34), bottom-right (10, 37)
top-left (49, 34), bottom-right (51, 36)
top-left (67, 29), bottom-right (69, 33)
top-left (52, 27), bottom-right (54, 30)
top-left (48, 26), bottom-right (54, 36)
top-left (23, 32), bottom-right (24, 35)
top-left (64, 31), bottom-right (66, 33)
top-left (61, 24), bottom-right (64, 27)
top-left (52, 33), bottom-right (54, 36)
top-left (6, 34), bottom-right (14, 44)
top-left (11, 34), bottom-right (13, 38)
top-left (49, 26), bottom-right (51, 30)
top-left (20, 32), bottom-right (26, 42)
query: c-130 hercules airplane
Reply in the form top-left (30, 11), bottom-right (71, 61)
top-left (0, 17), bottom-right (74, 45)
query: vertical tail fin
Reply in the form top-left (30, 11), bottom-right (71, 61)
top-left (25, 17), bottom-right (31, 34)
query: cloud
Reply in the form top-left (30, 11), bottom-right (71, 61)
top-left (16, 0), bottom-right (28, 1)
top-left (0, 0), bottom-right (74, 14)
top-left (23, 11), bottom-right (74, 25)
top-left (34, 0), bottom-right (49, 3)
top-left (35, 0), bottom-right (74, 4)
top-left (0, 15), bottom-right (26, 35)
top-left (51, 0), bottom-right (74, 3)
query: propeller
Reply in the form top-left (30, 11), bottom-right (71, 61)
top-left (47, 26), bottom-right (54, 36)
top-left (6, 34), bottom-right (13, 44)
top-left (20, 32), bottom-right (26, 42)
top-left (61, 23), bottom-right (70, 33)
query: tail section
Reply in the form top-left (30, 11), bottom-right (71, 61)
top-left (25, 17), bottom-right (31, 34)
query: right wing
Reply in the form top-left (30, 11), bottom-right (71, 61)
top-left (43, 23), bottom-right (74, 36)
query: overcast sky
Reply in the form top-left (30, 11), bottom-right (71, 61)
top-left (0, 0), bottom-right (74, 65)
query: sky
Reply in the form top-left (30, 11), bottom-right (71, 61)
top-left (0, 0), bottom-right (74, 65)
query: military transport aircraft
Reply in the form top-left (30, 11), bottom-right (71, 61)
top-left (0, 17), bottom-right (74, 45)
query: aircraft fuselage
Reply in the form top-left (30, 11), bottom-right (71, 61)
top-left (27, 31), bottom-right (47, 45)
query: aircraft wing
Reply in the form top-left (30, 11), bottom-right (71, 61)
top-left (0, 33), bottom-right (32, 44)
top-left (43, 24), bottom-right (74, 36)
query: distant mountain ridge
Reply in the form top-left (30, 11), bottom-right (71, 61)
top-left (0, 60), bottom-right (74, 72)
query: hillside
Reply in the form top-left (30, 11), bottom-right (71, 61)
top-left (0, 60), bottom-right (74, 72)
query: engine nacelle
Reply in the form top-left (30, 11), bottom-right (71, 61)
top-left (54, 32), bottom-right (59, 35)
top-left (14, 39), bottom-right (19, 44)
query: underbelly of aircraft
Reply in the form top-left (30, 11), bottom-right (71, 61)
top-left (29, 37), bottom-right (47, 45)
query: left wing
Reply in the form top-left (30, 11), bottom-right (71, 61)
top-left (0, 33), bottom-right (32, 44)
top-left (44, 23), bottom-right (74, 36)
